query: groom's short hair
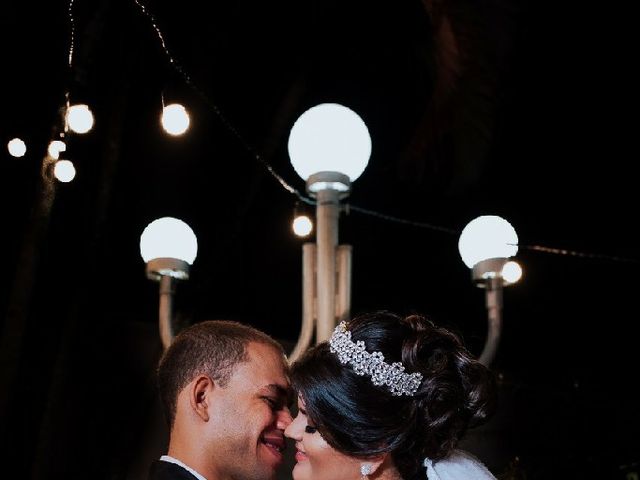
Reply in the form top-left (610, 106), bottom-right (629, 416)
top-left (157, 320), bottom-right (284, 427)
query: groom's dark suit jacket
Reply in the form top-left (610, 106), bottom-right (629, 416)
top-left (148, 460), bottom-right (200, 480)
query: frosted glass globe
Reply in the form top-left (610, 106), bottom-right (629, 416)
top-left (140, 217), bottom-right (198, 264)
top-left (288, 103), bottom-right (371, 181)
top-left (458, 215), bottom-right (518, 268)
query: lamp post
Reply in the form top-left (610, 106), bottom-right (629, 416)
top-left (288, 103), bottom-right (371, 358)
top-left (139, 217), bottom-right (198, 349)
top-left (458, 215), bottom-right (521, 367)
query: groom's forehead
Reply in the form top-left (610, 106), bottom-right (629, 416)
top-left (233, 342), bottom-right (291, 388)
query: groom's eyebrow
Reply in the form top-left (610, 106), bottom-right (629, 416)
top-left (262, 384), bottom-right (293, 405)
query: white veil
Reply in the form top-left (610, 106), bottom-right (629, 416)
top-left (423, 450), bottom-right (496, 480)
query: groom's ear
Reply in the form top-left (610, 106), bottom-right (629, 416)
top-left (189, 375), bottom-right (214, 422)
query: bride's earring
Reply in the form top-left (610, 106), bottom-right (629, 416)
top-left (360, 464), bottom-right (372, 480)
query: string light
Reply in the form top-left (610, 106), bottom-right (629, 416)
top-left (48, 140), bottom-right (67, 159)
top-left (161, 103), bottom-right (190, 136)
top-left (66, 104), bottom-right (94, 134)
top-left (131, 0), bottom-right (309, 202)
top-left (346, 203), bottom-right (458, 235)
top-left (293, 215), bottom-right (313, 237)
top-left (54, 159), bottom-right (76, 183)
top-left (502, 260), bottom-right (523, 284)
top-left (517, 244), bottom-right (640, 265)
top-left (7, 138), bottom-right (27, 158)
top-left (67, 0), bottom-right (76, 68)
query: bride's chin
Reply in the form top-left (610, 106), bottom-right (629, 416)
top-left (291, 463), bottom-right (308, 480)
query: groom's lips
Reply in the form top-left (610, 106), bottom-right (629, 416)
top-left (260, 433), bottom-right (286, 463)
top-left (262, 433), bottom-right (285, 451)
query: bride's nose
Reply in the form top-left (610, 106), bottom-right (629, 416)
top-left (284, 413), bottom-right (303, 441)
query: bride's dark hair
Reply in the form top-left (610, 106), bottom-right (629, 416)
top-left (291, 311), bottom-right (496, 480)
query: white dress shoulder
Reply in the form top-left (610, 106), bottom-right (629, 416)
top-left (423, 450), bottom-right (496, 480)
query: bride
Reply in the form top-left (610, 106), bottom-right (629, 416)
top-left (285, 311), bottom-right (497, 480)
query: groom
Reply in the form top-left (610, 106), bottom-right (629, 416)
top-left (148, 320), bottom-right (293, 480)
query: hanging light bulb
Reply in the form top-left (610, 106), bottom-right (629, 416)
top-left (54, 159), bottom-right (76, 183)
top-left (161, 103), bottom-right (190, 136)
top-left (293, 215), bottom-right (313, 237)
top-left (502, 260), bottom-right (523, 284)
top-left (7, 138), bottom-right (27, 157)
top-left (48, 140), bottom-right (67, 159)
top-left (66, 104), bottom-right (94, 134)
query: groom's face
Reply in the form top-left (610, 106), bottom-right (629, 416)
top-left (206, 341), bottom-right (292, 480)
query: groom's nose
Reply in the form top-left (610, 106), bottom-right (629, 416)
top-left (277, 406), bottom-right (293, 430)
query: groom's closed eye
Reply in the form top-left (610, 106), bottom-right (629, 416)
top-left (260, 384), bottom-right (290, 411)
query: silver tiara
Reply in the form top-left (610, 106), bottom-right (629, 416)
top-left (329, 321), bottom-right (423, 396)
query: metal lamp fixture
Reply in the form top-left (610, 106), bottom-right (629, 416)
top-left (140, 216), bottom-right (198, 349)
top-left (458, 215), bottom-right (521, 367)
top-left (288, 103), bottom-right (371, 360)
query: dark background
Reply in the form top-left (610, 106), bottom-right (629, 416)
top-left (1, 0), bottom-right (638, 478)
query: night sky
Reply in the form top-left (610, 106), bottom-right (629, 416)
top-left (1, 0), bottom-right (638, 479)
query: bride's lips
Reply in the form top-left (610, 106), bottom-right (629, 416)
top-left (294, 443), bottom-right (308, 463)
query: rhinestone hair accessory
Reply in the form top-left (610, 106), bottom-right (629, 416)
top-left (329, 321), bottom-right (423, 396)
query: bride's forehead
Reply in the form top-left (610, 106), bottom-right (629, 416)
top-left (296, 395), bottom-right (313, 412)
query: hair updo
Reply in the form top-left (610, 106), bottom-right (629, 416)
top-left (290, 311), bottom-right (496, 480)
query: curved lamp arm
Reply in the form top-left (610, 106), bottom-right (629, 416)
top-left (289, 244), bottom-right (316, 362)
top-left (478, 277), bottom-right (503, 367)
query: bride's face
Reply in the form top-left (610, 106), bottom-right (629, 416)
top-left (285, 397), bottom-right (362, 480)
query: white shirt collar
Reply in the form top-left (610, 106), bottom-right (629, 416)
top-left (160, 455), bottom-right (208, 480)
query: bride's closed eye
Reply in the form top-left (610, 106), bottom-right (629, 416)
top-left (299, 406), bottom-right (319, 434)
